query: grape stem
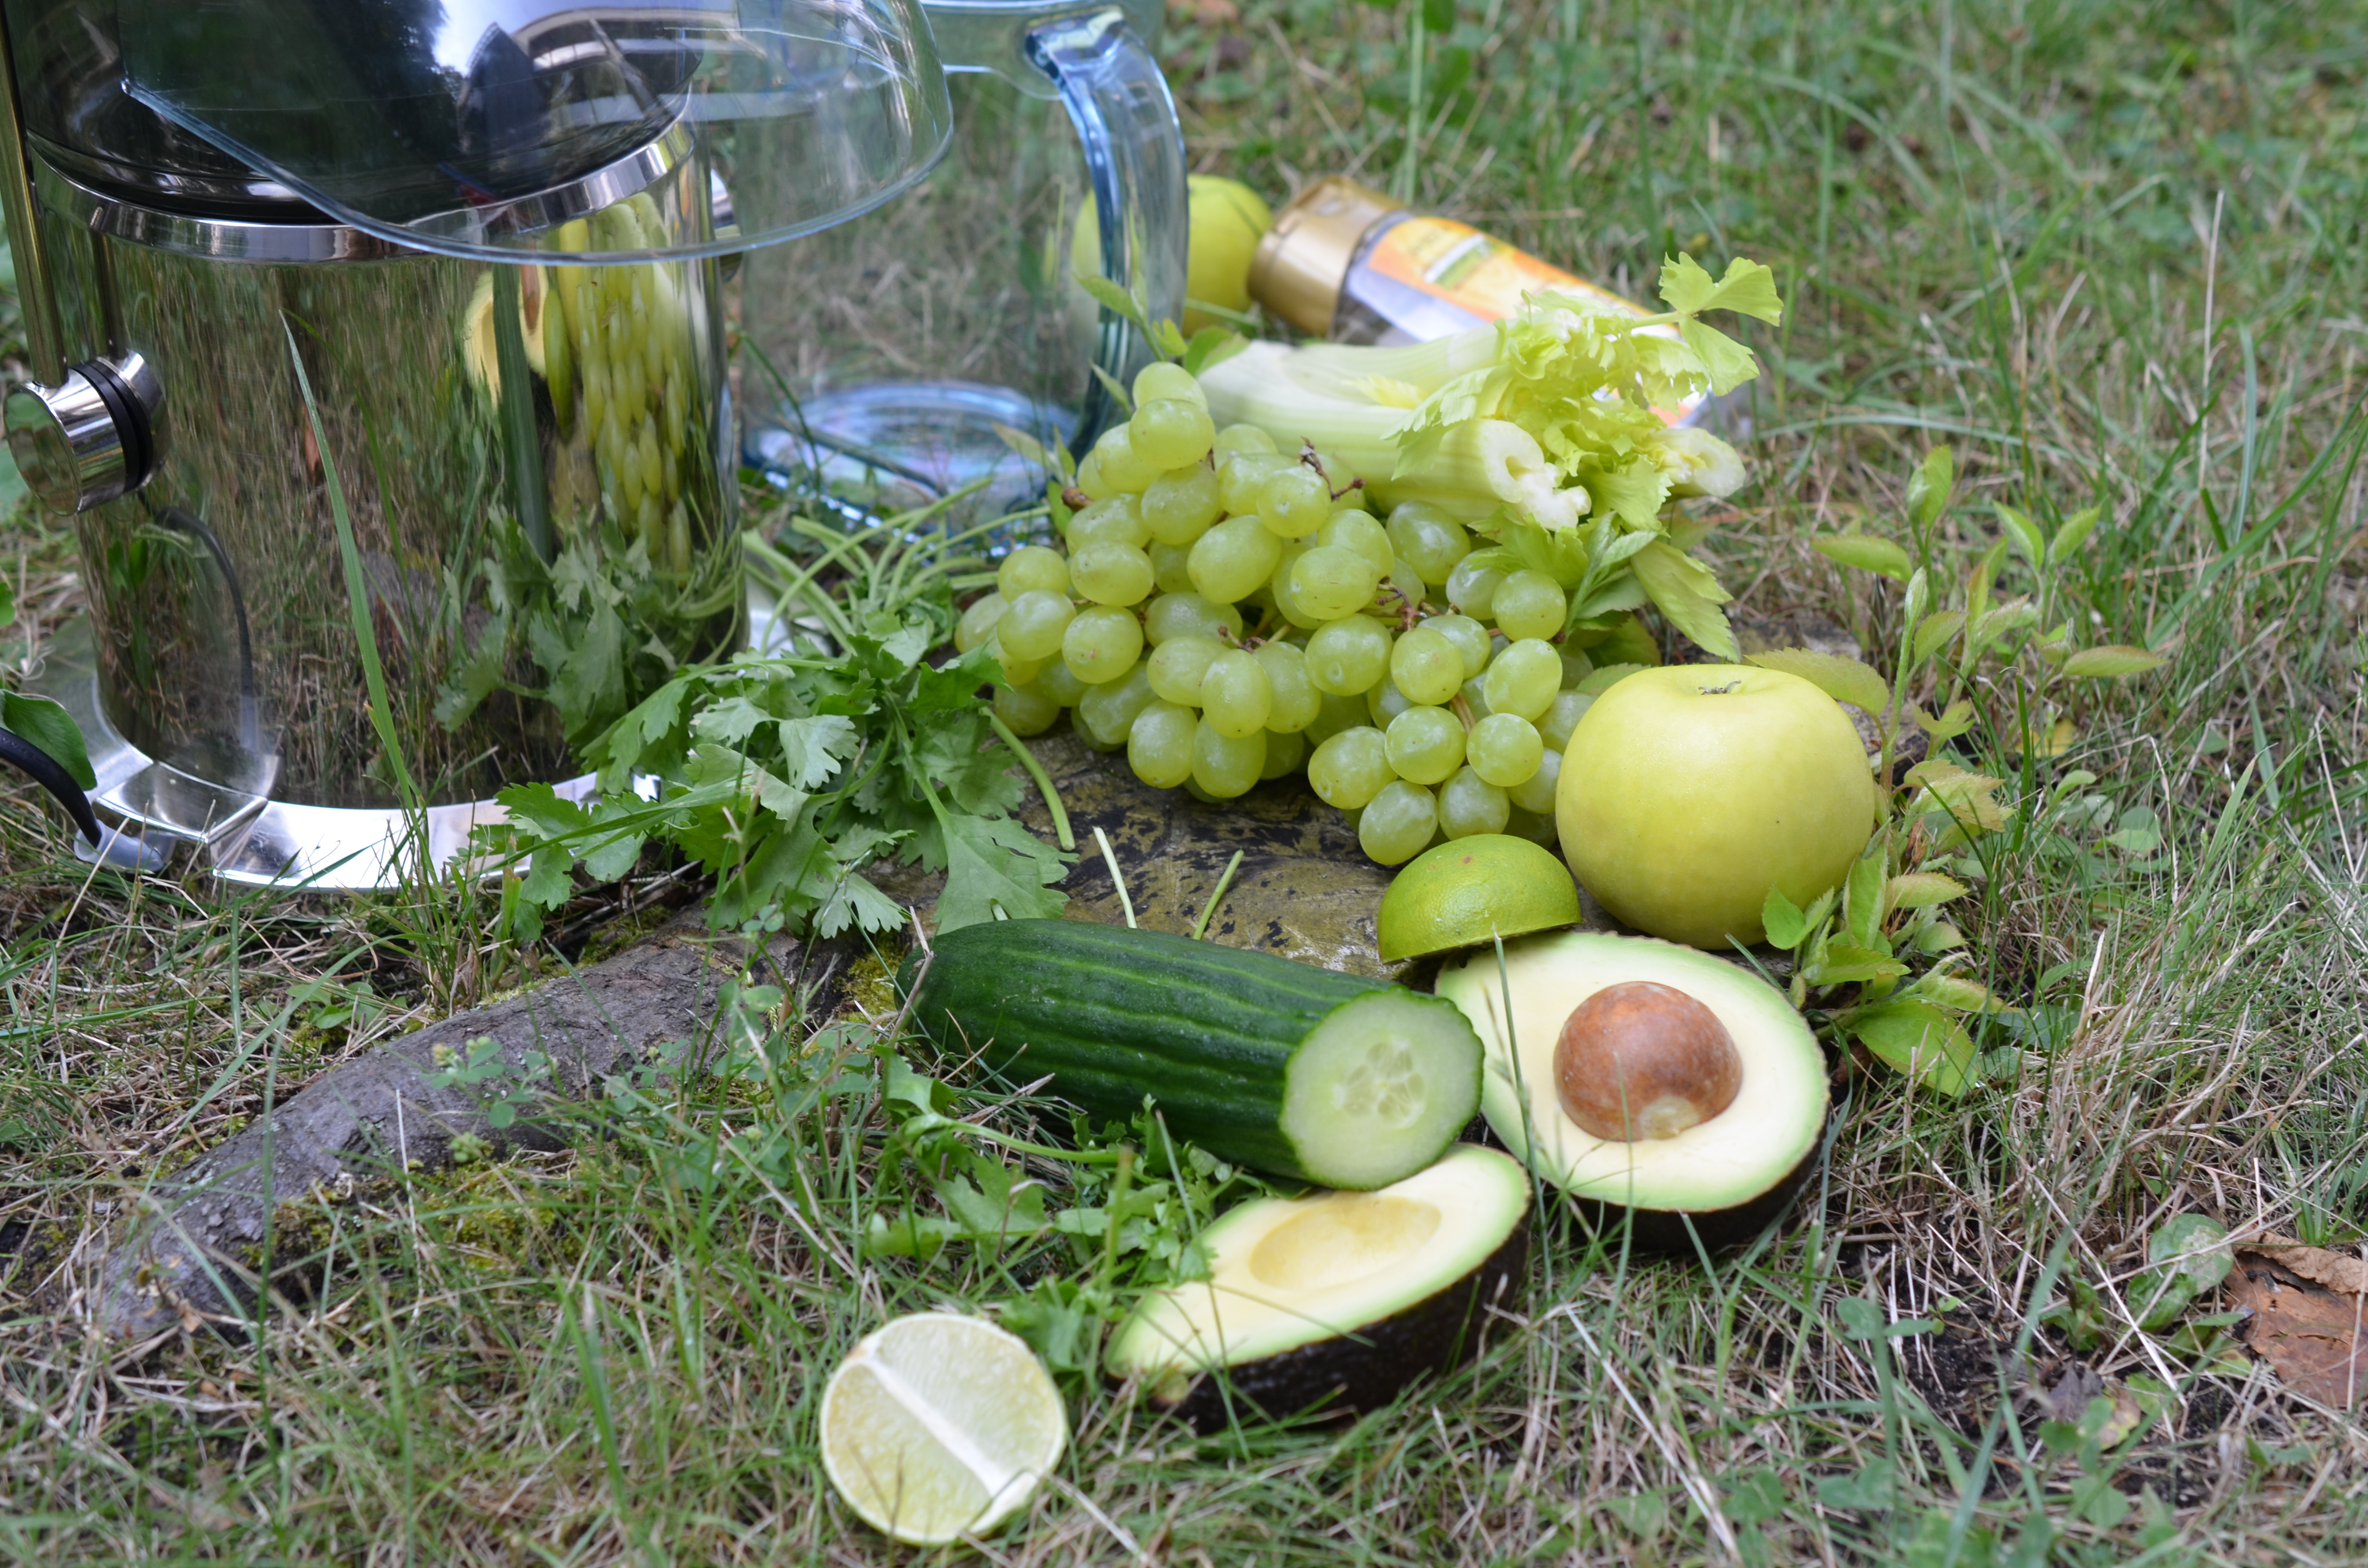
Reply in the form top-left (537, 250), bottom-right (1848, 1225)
top-left (987, 714), bottom-right (1075, 852)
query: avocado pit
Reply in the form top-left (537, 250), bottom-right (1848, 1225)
top-left (1554, 980), bottom-right (1741, 1141)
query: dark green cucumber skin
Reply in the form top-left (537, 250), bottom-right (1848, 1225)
top-left (898, 921), bottom-right (1404, 1183)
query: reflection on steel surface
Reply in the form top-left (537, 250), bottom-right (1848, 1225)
top-left (37, 160), bottom-right (735, 837)
top-left (29, 616), bottom-right (603, 890)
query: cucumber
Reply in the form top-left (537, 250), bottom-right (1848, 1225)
top-left (897, 920), bottom-right (1482, 1190)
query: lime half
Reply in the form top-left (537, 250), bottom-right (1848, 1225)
top-left (820, 1312), bottom-right (1068, 1545)
top-left (1377, 833), bottom-right (1581, 961)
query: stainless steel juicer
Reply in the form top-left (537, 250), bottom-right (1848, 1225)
top-left (0, 0), bottom-right (953, 888)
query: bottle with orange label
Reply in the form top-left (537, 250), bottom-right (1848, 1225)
top-left (1246, 175), bottom-right (1705, 426)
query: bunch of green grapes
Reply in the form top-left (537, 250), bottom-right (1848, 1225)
top-left (544, 194), bottom-right (705, 573)
top-left (954, 362), bottom-right (1609, 868)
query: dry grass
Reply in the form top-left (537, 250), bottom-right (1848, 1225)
top-left (5, 0), bottom-right (2368, 1562)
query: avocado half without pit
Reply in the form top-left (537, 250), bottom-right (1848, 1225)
top-left (1105, 1145), bottom-right (1529, 1431)
top-left (1435, 932), bottom-right (1829, 1251)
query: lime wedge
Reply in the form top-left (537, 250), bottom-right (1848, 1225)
top-left (1377, 833), bottom-right (1581, 961)
top-left (820, 1312), bottom-right (1068, 1545)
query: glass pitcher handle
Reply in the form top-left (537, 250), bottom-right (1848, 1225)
top-left (1025, 8), bottom-right (1186, 451)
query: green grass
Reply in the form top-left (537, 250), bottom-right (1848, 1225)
top-left (5, 0), bottom-right (2367, 1561)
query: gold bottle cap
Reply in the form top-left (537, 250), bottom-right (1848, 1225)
top-left (1247, 175), bottom-right (1406, 337)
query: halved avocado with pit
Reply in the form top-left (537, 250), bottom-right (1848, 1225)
top-left (1106, 1145), bottom-right (1529, 1430)
top-left (1435, 932), bottom-right (1829, 1252)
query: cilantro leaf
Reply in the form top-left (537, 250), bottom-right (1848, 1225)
top-left (933, 813), bottom-right (1070, 931)
top-left (776, 714), bottom-right (861, 788)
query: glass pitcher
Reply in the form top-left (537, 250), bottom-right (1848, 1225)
top-left (737, 0), bottom-right (1185, 525)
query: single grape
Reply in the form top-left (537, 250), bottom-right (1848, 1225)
top-left (998, 589), bottom-right (1074, 663)
top-left (1445, 557), bottom-right (1506, 619)
top-left (1304, 688), bottom-right (1369, 746)
top-left (1386, 501), bottom-right (1471, 586)
top-left (1384, 559), bottom-right (1429, 618)
top-left (1199, 649), bottom-right (1273, 738)
top-left (1508, 747), bottom-right (1561, 814)
top-left (994, 679), bottom-right (1061, 737)
top-left (1290, 545), bottom-right (1382, 621)
top-left (1385, 704), bottom-right (1467, 785)
top-left (997, 544), bottom-right (1069, 599)
top-left (1365, 673), bottom-right (1416, 728)
top-left (1069, 540), bottom-right (1156, 606)
top-left (1504, 804), bottom-right (1559, 847)
top-left (1076, 661), bottom-right (1153, 748)
top-left (1073, 449), bottom-right (1112, 501)
top-left (1539, 689), bottom-right (1594, 752)
top-left (987, 632), bottom-right (1041, 687)
top-left (1492, 569), bottom-right (1568, 641)
top-left (955, 592), bottom-right (1007, 653)
top-left (1067, 492), bottom-right (1150, 548)
top-left (1467, 712), bottom-right (1543, 788)
top-left (1260, 726), bottom-right (1305, 780)
top-left (1257, 465), bottom-right (1332, 538)
top-left (1268, 549), bottom-right (1325, 629)
top-left (1254, 641), bottom-right (1320, 732)
top-left (1390, 625), bottom-right (1465, 706)
top-left (1143, 591), bottom-right (1245, 646)
top-left (1483, 638), bottom-right (1562, 721)
top-left (1304, 614), bottom-right (1392, 695)
top-left (1142, 465), bottom-right (1222, 545)
top-left (1035, 659), bottom-right (1089, 707)
top-left (1307, 726), bottom-right (1394, 809)
top-left (1218, 451), bottom-right (1292, 515)
top-left (1092, 422), bottom-right (1159, 492)
top-left (1358, 780), bottom-right (1439, 866)
top-left (1427, 612), bottom-right (1492, 679)
top-left (1459, 672), bottom-right (1492, 720)
top-left (1191, 719), bottom-right (1266, 798)
top-left (1147, 633), bottom-right (1224, 707)
top-left (1132, 361), bottom-right (1206, 409)
top-left (1127, 700), bottom-right (1196, 788)
top-left (1318, 510), bottom-right (1394, 576)
top-left (1559, 648), bottom-right (1594, 689)
top-left (1149, 540), bottom-right (1195, 596)
top-left (1130, 398), bottom-right (1218, 471)
top-left (1062, 604), bottom-right (1145, 683)
top-left (1187, 516), bottom-right (1283, 604)
top-left (1212, 422), bottom-right (1278, 458)
top-left (1438, 766), bottom-right (1511, 839)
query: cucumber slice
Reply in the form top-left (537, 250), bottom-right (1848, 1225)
top-left (1282, 990), bottom-right (1484, 1189)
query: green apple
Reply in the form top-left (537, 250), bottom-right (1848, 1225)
top-left (1555, 664), bottom-right (1874, 949)
top-left (1184, 175), bottom-right (1272, 334)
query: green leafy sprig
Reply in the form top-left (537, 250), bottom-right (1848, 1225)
top-left (473, 502), bottom-right (1073, 943)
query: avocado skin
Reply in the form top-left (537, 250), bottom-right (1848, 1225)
top-left (1147, 1220), bottom-right (1530, 1433)
top-left (1557, 1136), bottom-right (1823, 1255)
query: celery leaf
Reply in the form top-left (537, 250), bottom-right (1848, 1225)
top-left (1630, 540), bottom-right (1738, 659)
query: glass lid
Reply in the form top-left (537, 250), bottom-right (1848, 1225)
top-left (115, 0), bottom-right (952, 261)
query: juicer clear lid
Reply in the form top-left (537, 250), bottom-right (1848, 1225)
top-left (113, 0), bottom-right (952, 261)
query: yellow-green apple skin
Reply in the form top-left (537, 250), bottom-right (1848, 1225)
top-left (1555, 664), bottom-right (1873, 948)
top-left (1184, 176), bottom-right (1272, 333)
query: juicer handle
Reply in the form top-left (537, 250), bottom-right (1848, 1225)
top-left (1025, 8), bottom-right (1186, 448)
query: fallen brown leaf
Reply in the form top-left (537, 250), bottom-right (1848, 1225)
top-left (2231, 1245), bottom-right (2368, 1407)
top-left (2248, 1235), bottom-right (2368, 1295)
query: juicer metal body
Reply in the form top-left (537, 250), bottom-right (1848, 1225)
top-left (24, 162), bottom-right (733, 887)
top-left (0, 2), bottom-right (744, 887)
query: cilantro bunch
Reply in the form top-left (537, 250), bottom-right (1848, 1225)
top-left (477, 513), bottom-right (1073, 943)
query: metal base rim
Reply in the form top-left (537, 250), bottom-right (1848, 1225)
top-left (25, 614), bottom-right (594, 894)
